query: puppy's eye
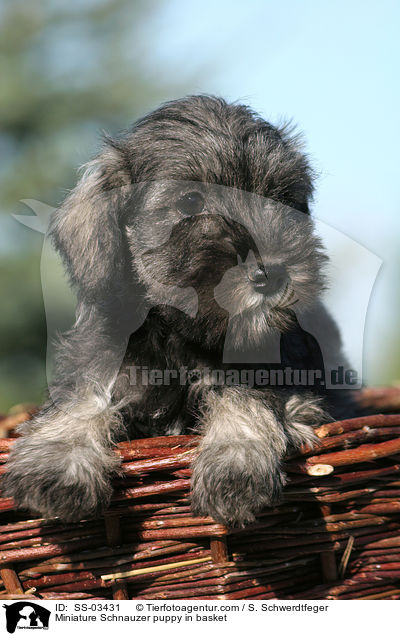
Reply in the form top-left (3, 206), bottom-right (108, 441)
top-left (176, 191), bottom-right (205, 215)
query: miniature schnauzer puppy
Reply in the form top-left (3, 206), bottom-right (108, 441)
top-left (3, 96), bottom-right (352, 527)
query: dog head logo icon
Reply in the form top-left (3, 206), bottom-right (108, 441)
top-left (3, 602), bottom-right (50, 633)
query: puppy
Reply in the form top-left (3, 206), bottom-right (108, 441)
top-left (3, 96), bottom-right (353, 527)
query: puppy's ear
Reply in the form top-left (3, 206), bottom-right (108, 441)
top-left (49, 144), bottom-right (132, 302)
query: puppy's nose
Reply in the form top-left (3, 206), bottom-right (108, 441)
top-left (248, 265), bottom-right (288, 295)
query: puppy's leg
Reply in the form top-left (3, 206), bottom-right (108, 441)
top-left (3, 305), bottom-right (131, 521)
top-left (3, 389), bottom-right (125, 521)
top-left (191, 388), bottom-right (325, 527)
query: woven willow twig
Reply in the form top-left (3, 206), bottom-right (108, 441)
top-left (0, 387), bottom-right (400, 599)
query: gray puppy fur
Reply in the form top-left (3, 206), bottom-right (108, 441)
top-left (3, 96), bottom-right (353, 527)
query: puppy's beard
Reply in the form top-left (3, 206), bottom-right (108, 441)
top-left (212, 252), bottom-right (326, 349)
top-left (222, 304), bottom-right (293, 355)
top-left (213, 269), bottom-right (294, 346)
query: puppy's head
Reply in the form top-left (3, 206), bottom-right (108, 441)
top-left (50, 95), bottom-right (326, 346)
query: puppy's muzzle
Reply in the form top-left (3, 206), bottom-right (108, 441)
top-left (248, 264), bottom-right (288, 296)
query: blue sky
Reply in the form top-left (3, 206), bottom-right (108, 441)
top-left (148, 0), bottom-right (399, 243)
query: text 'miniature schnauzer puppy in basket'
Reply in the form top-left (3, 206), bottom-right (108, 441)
top-left (4, 96), bottom-right (354, 527)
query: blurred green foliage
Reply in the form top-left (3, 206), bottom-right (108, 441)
top-left (0, 0), bottom-right (188, 411)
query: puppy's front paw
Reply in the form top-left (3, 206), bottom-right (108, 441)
top-left (284, 394), bottom-right (326, 451)
top-left (191, 441), bottom-right (286, 528)
top-left (3, 436), bottom-right (120, 521)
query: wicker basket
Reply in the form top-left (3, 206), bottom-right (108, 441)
top-left (1, 386), bottom-right (400, 600)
